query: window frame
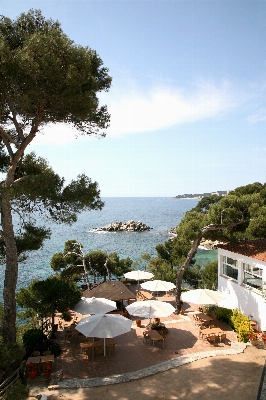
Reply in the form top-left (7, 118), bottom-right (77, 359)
top-left (242, 263), bottom-right (263, 291)
top-left (222, 256), bottom-right (238, 281)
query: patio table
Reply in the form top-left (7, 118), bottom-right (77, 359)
top-left (195, 312), bottom-right (213, 326)
top-left (26, 356), bottom-right (41, 364)
top-left (145, 329), bottom-right (165, 348)
top-left (40, 355), bottom-right (54, 363)
top-left (200, 327), bottom-right (223, 341)
top-left (80, 338), bottom-right (116, 355)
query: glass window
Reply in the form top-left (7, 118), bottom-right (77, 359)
top-left (222, 257), bottom-right (238, 280)
top-left (243, 263), bottom-right (263, 291)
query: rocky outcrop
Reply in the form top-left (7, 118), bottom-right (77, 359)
top-left (93, 220), bottom-right (151, 232)
top-left (199, 239), bottom-right (223, 250)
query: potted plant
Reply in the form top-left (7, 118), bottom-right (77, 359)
top-left (42, 363), bottom-right (52, 379)
top-left (27, 362), bottom-right (38, 379)
top-left (261, 332), bottom-right (266, 348)
top-left (136, 319), bottom-right (142, 327)
top-left (248, 330), bottom-right (258, 346)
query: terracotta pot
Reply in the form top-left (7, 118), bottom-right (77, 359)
top-left (250, 340), bottom-right (259, 346)
top-left (28, 370), bottom-right (37, 380)
top-left (180, 310), bottom-right (185, 315)
top-left (136, 319), bottom-right (141, 327)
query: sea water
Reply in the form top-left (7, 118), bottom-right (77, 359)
top-left (0, 198), bottom-right (217, 299)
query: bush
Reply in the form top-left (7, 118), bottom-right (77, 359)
top-left (3, 380), bottom-right (28, 400)
top-left (49, 341), bottom-right (61, 357)
top-left (22, 328), bottom-right (46, 355)
top-left (215, 307), bottom-right (234, 328)
top-left (0, 343), bottom-right (25, 376)
top-left (231, 309), bottom-right (251, 342)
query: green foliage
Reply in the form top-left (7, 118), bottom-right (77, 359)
top-left (51, 240), bottom-right (133, 282)
top-left (0, 154), bottom-right (104, 265)
top-left (3, 380), bottom-right (29, 400)
top-left (48, 341), bottom-right (61, 357)
top-left (183, 264), bottom-right (201, 288)
top-left (231, 309), bottom-right (251, 342)
top-left (16, 275), bottom-right (82, 325)
top-left (22, 328), bottom-right (61, 357)
top-left (0, 343), bottom-right (25, 376)
top-left (22, 328), bottom-right (45, 352)
top-left (0, 8), bottom-right (111, 345)
top-left (215, 307), bottom-right (234, 327)
top-left (0, 9), bottom-right (111, 130)
top-left (0, 301), bottom-right (3, 328)
top-left (147, 258), bottom-right (176, 283)
top-left (199, 260), bottom-right (218, 290)
top-left (176, 210), bottom-right (208, 241)
top-left (132, 253), bottom-right (151, 271)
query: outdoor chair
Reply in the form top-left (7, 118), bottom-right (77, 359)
top-left (157, 329), bottom-right (167, 340)
top-left (136, 291), bottom-right (155, 301)
top-left (85, 347), bottom-right (94, 361)
top-left (220, 333), bottom-right (227, 342)
top-left (64, 328), bottom-right (73, 340)
top-left (71, 327), bottom-right (79, 341)
top-left (199, 326), bottom-right (207, 339)
top-left (143, 331), bottom-right (149, 344)
top-left (107, 343), bottom-right (116, 356)
top-left (94, 346), bottom-right (104, 356)
top-left (207, 335), bottom-right (216, 345)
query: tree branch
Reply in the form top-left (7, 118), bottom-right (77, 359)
top-left (202, 215), bottom-right (245, 234)
top-left (0, 127), bottom-right (18, 153)
top-left (6, 101), bottom-right (25, 142)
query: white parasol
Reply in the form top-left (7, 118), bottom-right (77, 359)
top-left (140, 280), bottom-right (175, 298)
top-left (74, 297), bottom-right (116, 314)
top-left (126, 300), bottom-right (175, 321)
top-left (75, 313), bottom-right (132, 356)
top-left (181, 289), bottom-right (225, 305)
top-left (124, 270), bottom-right (154, 290)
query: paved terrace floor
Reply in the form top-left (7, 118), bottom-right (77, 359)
top-left (49, 293), bottom-right (238, 380)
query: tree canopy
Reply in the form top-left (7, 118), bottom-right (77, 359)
top-left (50, 240), bottom-right (133, 283)
top-left (0, 9), bottom-right (111, 344)
top-left (174, 182), bottom-right (266, 312)
top-left (16, 274), bottom-right (82, 335)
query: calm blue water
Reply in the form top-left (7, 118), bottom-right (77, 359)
top-left (0, 198), bottom-right (217, 298)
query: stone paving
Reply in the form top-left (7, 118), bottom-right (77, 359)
top-left (26, 292), bottom-right (266, 399)
top-left (43, 297), bottom-right (239, 384)
top-left (52, 341), bottom-right (247, 389)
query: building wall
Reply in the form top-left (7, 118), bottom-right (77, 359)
top-left (217, 248), bottom-right (266, 331)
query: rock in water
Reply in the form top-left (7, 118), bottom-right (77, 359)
top-left (93, 220), bottom-right (151, 232)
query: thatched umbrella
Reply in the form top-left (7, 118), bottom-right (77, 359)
top-left (83, 281), bottom-right (136, 309)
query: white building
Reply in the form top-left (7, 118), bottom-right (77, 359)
top-left (217, 239), bottom-right (266, 331)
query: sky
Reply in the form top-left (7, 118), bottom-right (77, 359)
top-left (1, 0), bottom-right (266, 197)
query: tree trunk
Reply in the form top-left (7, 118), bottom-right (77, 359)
top-left (51, 306), bottom-right (56, 338)
top-left (175, 238), bottom-right (201, 314)
top-left (1, 189), bottom-right (18, 343)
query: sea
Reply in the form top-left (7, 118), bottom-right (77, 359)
top-left (0, 197), bottom-right (217, 300)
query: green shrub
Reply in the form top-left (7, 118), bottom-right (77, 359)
top-left (22, 328), bottom-right (46, 355)
top-left (3, 380), bottom-right (28, 400)
top-left (215, 307), bottom-right (234, 328)
top-left (49, 341), bottom-right (61, 356)
top-left (61, 311), bottom-right (72, 322)
top-left (0, 343), bottom-right (25, 376)
top-left (204, 305), bottom-right (218, 316)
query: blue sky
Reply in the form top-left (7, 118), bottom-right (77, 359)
top-left (1, 0), bottom-right (266, 196)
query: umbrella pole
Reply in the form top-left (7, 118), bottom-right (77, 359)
top-left (104, 337), bottom-right (106, 356)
